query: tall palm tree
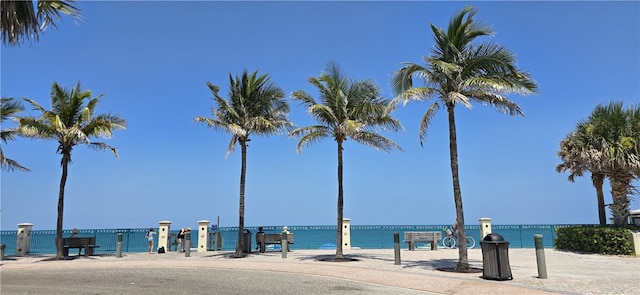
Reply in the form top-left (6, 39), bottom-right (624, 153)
top-left (194, 70), bottom-right (292, 258)
top-left (556, 123), bottom-right (608, 225)
top-left (390, 6), bottom-right (538, 270)
top-left (290, 62), bottom-right (403, 260)
top-left (18, 82), bottom-right (126, 259)
top-left (1, 0), bottom-right (82, 47)
top-left (1, 96), bottom-right (29, 171)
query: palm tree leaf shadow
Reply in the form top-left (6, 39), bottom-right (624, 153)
top-left (297, 253), bottom-right (367, 262)
top-left (404, 258), bottom-right (483, 273)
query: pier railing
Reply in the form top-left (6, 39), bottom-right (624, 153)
top-left (0, 224), bottom-right (571, 255)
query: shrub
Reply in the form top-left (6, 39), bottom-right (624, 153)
top-left (555, 225), bottom-right (634, 255)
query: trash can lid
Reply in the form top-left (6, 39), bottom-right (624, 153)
top-left (483, 233), bottom-right (505, 241)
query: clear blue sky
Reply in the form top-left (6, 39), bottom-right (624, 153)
top-left (1, 1), bottom-right (639, 230)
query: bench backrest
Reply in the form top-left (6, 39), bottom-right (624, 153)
top-left (63, 237), bottom-right (96, 247)
top-left (256, 233), bottom-right (294, 243)
top-left (403, 231), bottom-right (441, 241)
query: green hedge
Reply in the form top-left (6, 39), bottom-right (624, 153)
top-left (555, 226), bottom-right (634, 255)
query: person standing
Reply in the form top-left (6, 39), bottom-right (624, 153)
top-left (145, 228), bottom-right (156, 253)
top-left (68, 228), bottom-right (80, 255)
top-left (177, 228), bottom-right (186, 252)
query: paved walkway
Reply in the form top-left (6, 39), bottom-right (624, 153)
top-left (1, 248), bottom-right (638, 294)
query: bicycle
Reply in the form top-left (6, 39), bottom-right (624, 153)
top-left (441, 227), bottom-right (476, 249)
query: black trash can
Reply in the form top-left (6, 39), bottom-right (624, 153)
top-left (480, 233), bottom-right (512, 280)
top-left (243, 229), bottom-right (252, 253)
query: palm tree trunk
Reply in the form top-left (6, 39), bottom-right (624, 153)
top-left (609, 173), bottom-right (631, 227)
top-left (235, 140), bottom-right (248, 258)
top-left (336, 139), bottom-right (344, 260)
top-left (591, 174), bottom-right (607, 225)
top-left (56, 153), bottom-right (70, 259)
top-left (446, 104), bottom-right (469, 271)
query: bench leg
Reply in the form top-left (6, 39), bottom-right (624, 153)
top-left (63, 248), bottom-right (69, 257)
top-left (408, 242), bottom-right (414, 251)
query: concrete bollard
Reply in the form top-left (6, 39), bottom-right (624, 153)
top-left (534, 234), bottom-right (547, 279)
top-left (342, 218), bottom-right (351, 250)
top-left (116, 233), bottom-right (123, 258)
top-left (185, 232), bottom-right (191, 257)
top-left (281, 231), bottom-right (288, 259)
top-left (393, 232), bottom-right (401, 265)
top-left (16, 223), bottom-right (34, 256)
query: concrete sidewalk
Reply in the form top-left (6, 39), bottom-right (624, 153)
top-left (1, 248), bottom-right (638, 294)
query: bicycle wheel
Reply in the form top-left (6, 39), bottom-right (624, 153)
top-left (466, 236), bottom-right (476, 249)
top-left (442, 236), bottom-right (456, 249)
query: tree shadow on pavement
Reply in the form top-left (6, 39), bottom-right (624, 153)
top-left (403, 258), bottom-right (483, 273)
top-left (297, 254), bottom-right (374, 262)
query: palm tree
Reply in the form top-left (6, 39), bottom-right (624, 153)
top-left (556, 123), bottom-right (608, 225)
top-left (194, 70), bottom-right (292, 258)
top-left (18, 82), bottom-right (126, 259)
top-left (290, 62), bottom-right (402, 260)
top-left (1, 0), bottom-right (82, 47)
top-left (557, 102), bottom-right (640, 226)
top-left (1, 96), bottom-right (29, 171)
top-left (587, 102), bottom-right (639, 226)
top-left (390, 6), bottom-right (538, 270)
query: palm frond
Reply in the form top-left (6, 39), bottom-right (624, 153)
top-left (1, 0), bottom-right (82, 46)
top-left (351, 131), bottom-right (403, 153)
top-left (18, 82), bottom-right (126, 159)
top-left (87, 142), bottom-right (119, 159)
top-left (292, 62), bottom-right (402, 154)
top-left (225, 135), bottom-right (238, 158)
top-left (37, 0), bottom-right (83, 31)
top-left (0, 148), bottom-right (30, 172)
top-left (419, 102), bottom-right (440, 146)
top-left (290, 127), bottom-right (330, 153)
top-left (197, 70), bottom-right (291, 157)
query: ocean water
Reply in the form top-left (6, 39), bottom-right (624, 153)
top-left (0, 224), bottom-right (561, 255)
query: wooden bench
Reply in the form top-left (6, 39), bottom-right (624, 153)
top-left (403, 231), bottom-right (441, 250)
top-left (255, 233), bottom-right (294, 253)
top-left (62, 237), bottom-right (100, 257)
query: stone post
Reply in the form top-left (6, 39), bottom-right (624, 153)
top-left (342, 218), bottom-right (351, 250)
top-left (158, 220), bottom-right (171, 252)
top-left (479, 218), bottom-right (492, 241)
top-left (16, 223), bottom-right (34, 256)
top-left (631, 231), bottom-right (640, 257)
top-left (198, 220), bottom-right (210, 252)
